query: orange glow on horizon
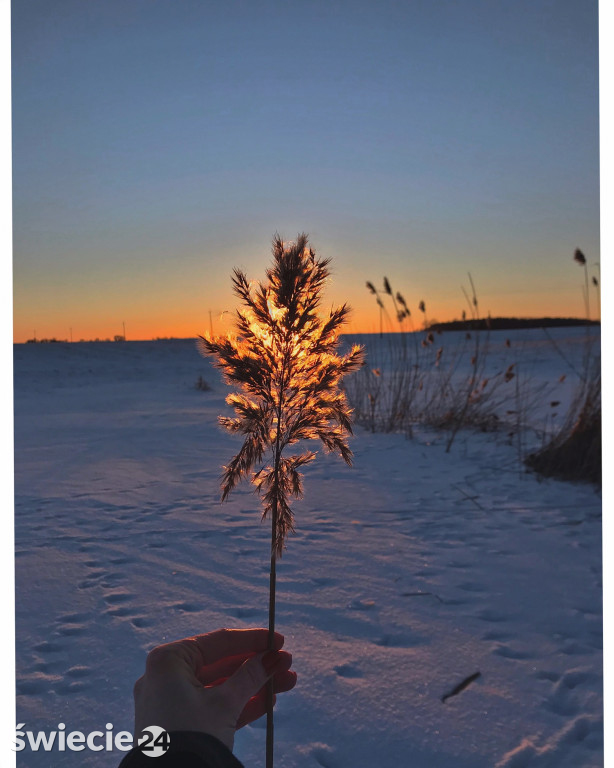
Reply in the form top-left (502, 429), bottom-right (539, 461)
top-left (13, 307), bottom-right (597, 345)
top-left (12, 279), bottom-right (597, 344)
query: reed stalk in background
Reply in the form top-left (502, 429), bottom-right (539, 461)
top-left (198, 233), bottom-right (363, 768)
top-left (574, 248), bottom-right (591, 320)
top-left (346, 275), bottom-right (546, 451)
top-left (526, 249), bottom-right (601, 485)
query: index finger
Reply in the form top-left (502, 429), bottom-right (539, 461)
top-left (145, 629), bottom-right (285, 675)
top-left (150, 628), bottom-right (284, 673)
top-left (196, 628), bottom-right (284, 665)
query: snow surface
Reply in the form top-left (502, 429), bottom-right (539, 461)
top-left (14, 330), bottom-right (602, 767)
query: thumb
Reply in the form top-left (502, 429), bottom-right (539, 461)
top-left (221, 650), bottom-right (290, 714)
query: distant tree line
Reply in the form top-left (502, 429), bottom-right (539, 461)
top-left (25, 336), bottom-right (126, 344)
top-left (427, 317), bottom-right (600, 332)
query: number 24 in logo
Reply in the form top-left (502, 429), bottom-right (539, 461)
top-left (138, 726), bottom-right (170, 758)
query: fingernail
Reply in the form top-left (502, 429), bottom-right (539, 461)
top-left (274, 632), bottom-right (284, 650)
top-left (262, 650), bottom-right (281, 675)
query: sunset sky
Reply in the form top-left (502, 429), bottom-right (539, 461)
top-left (12, 0), bottom-right (599, 342)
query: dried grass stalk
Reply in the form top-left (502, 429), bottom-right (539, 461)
top-left (198, 233), bottom-right (363, 768)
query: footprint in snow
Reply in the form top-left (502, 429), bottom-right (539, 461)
top-left (535, 670), bottom-right (560, 683)
top-left (475, 608), bottom-right (508, 623)
top-left (78, 577), bottom-right (102, 590)
top-left (54, 533), bottom-right (77, 543)
top-left (347, 598), bottom-right (376, 611)
top-left (105, 605), bottom-right (136, 618)
top-left (442, 597), bottom-right (471, 607)
top-left (57, 624), bottom-right (87, 637)
top-left (56, 679), bottom-right (91, 695)
top-left (314, 748), bottom-right (337, 768)
top-left (103, 591), bottom-right (143, 622)
top-left (56, 612), bottom-right (92, 624)
top-left (33, 640), bottom-right (64, 654)
top-left (312, 576), bottom-right (337, 587)
top-left (560, 640), bottom-right (592, 656)
top-left (334, 663), bottom-right (363, 679)
top-left (31, 658), bottom-right (64, 674)
top-left (541, 668), bottom-right (598, 718)
top-left (172, 601), bottom-right (202, 613)
top-left (109, 556), bottom-right (134, 565)
top-left (297, 744), bottom-right (337, 768)
top-left (145, 540), bottom-right (168, 549)
top-left (103, 590), bottom-right (134, 604)
top-left (131, 616), bottom-right (155, 629)
top-left (236, 607), bottom-right (264, 619)
top-left (559, 669), bottom-right (599, 689)
top-left (100, 575), bottom-right (127, 588)
top-left (492, 643), bottom-right (533, 660)
top-left (374, 631), bottom-right (427, 648)
top-left (17, 677), bottom-right (53, 696)
top-left (482, 630), bottom-right (513, 642)
top-left (544, 686), bottom-right (581, 717)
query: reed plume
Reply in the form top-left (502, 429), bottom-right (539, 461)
top-left (198, 233), bottom-right (363, 768)
top-left (574, 248), bottom-right (590, 319)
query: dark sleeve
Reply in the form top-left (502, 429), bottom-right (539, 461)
top-left (118, 731), bottom-right (245, 768)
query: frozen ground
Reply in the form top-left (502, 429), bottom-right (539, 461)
top-left (14, 330), bottom-right (602, 767)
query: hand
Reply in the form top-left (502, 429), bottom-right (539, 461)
top-left (133, 628), bottom-right (296, 750)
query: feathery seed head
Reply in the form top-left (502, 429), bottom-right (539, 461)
top-left (198, 234), bottom-right (364, 556)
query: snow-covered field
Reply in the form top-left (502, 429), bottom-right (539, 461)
top-left (14, 330), bottom-right (602, 767)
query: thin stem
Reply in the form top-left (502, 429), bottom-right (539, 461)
top-left (446, 294), bottom-right (481, 453)
top-left (266, 336), bottom-right (290, 768)
top-left (266, 499), bottom-right (277, 768)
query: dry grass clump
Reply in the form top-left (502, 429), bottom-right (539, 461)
top-left (525, 249), bottom-right (601, 486)
top-left (345, 259), bottom-right (600, 483)
top-left (526, 365), bottom-right (600, 485)
top-left (344, 275), bottom-right (519, 442)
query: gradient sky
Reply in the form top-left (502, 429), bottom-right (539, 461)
top-left (12, 0), bottom-right (600, 342)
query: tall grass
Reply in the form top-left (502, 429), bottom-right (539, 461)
top-left (525, 250), bottom-right (601, 485)
top-left (344, 276), bottom-right (523, 441)
top-left (345, 255), bottom-right (601, 486)
top-left (525, 361), bottom-right (600, 484)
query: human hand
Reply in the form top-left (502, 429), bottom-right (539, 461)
top-left (133, 628), bottom-right (296, 751)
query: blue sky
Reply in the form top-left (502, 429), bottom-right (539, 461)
top-left (12, 0), bottom-right (600, 340)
